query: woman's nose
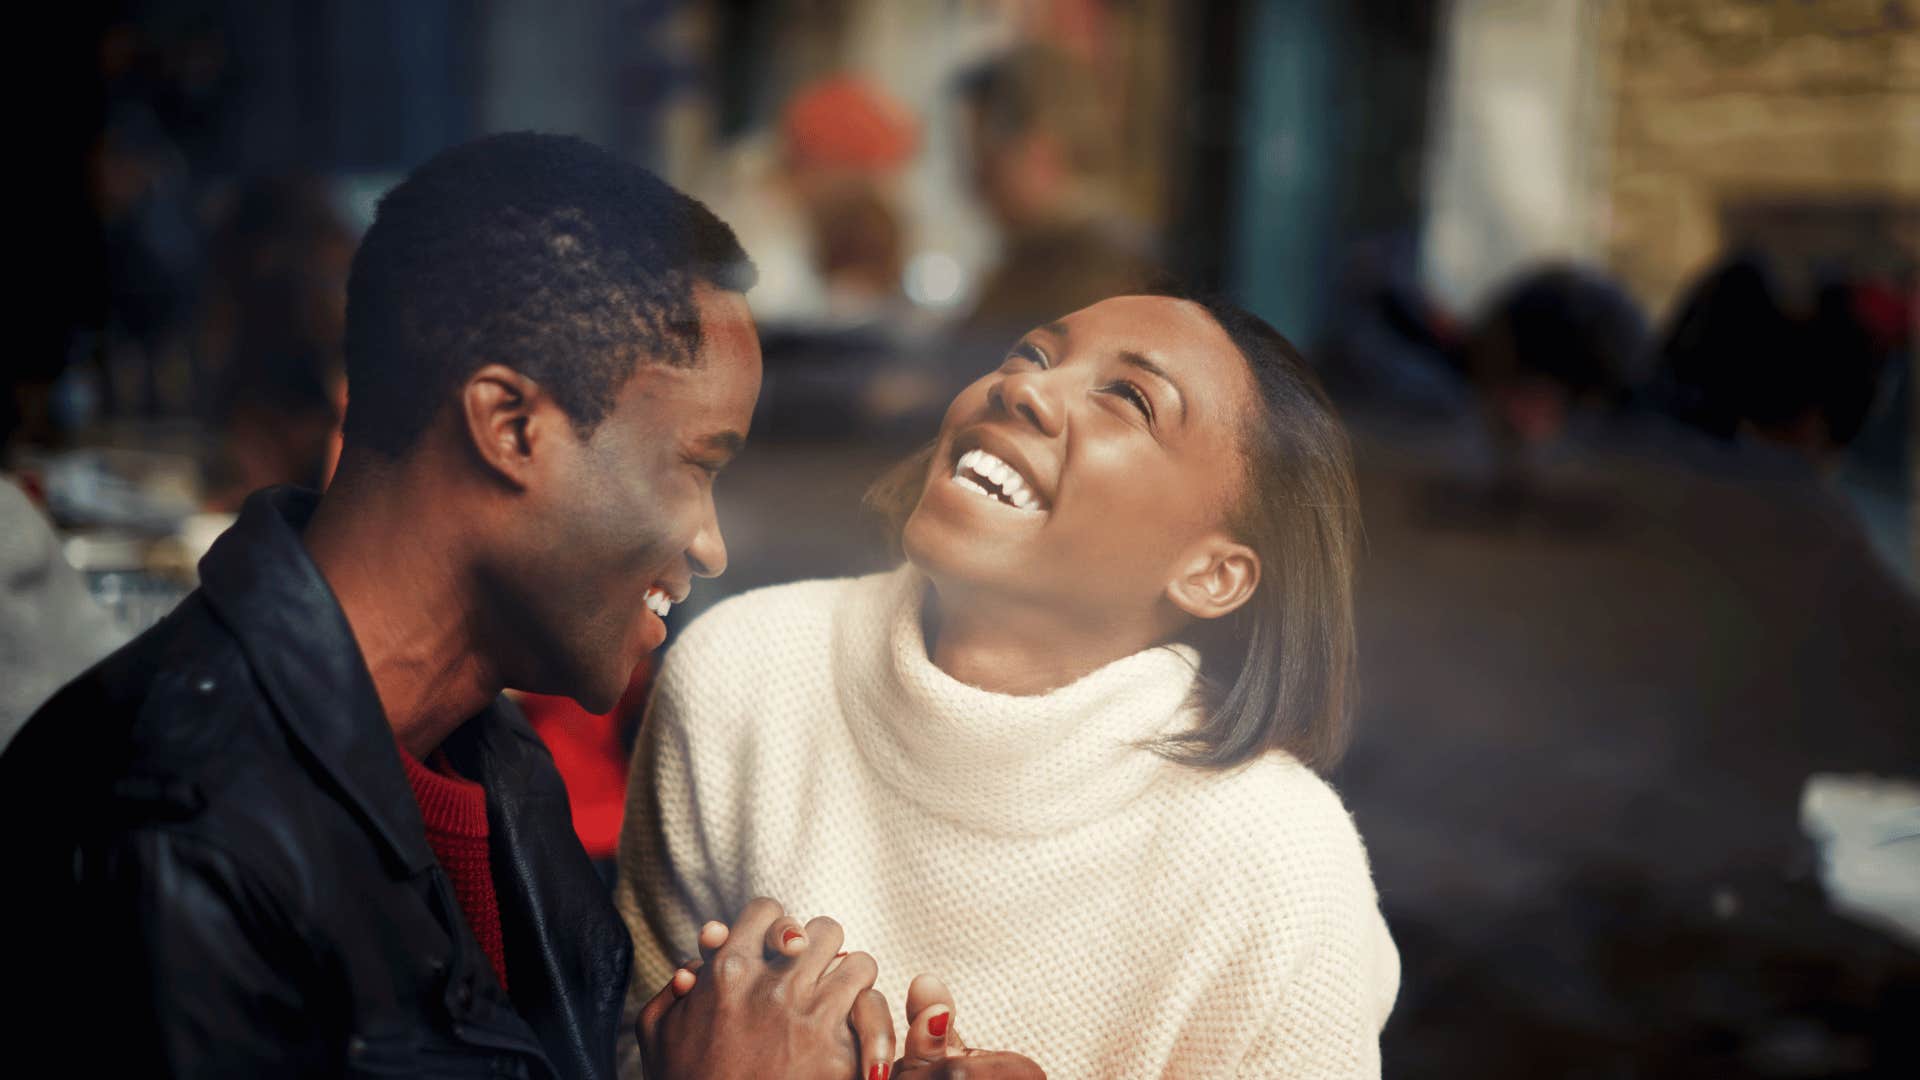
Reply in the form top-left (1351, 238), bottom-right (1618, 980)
top-left (996, 370), bottom-right (1064, 437)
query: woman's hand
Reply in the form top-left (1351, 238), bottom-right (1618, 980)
top-left (894, 973), bottom-right (1047, 1080)
top-left (636, 897), bottom-right (897, 1080)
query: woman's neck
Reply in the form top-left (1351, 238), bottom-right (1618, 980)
top-left (924, 581), bottom-right (1168, 697)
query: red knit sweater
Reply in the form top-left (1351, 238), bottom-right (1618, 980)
top-left (398, 747), bottom-right (509, 993)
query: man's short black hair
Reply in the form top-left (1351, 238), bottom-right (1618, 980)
top-left (342, 132), bottom-right (756, 458)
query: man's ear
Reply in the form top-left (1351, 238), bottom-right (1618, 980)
top-left (461, 364), bottom-right (550, 489)
top-left (1165, 535), bottom-right (1261, 621)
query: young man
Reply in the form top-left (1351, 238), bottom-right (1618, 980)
top-left (1, 134), bottom-right (1036, 1080)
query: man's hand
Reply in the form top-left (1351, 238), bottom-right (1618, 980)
top-left (636, 897), bottom-right (896, 1080)
top-left (895, 974), bottom-right (1046, 1080)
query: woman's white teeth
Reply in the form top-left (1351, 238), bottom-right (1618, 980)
top-left (644, 588), bottom-right (673, 618)
top-left (950, 448), bottom-right (1042, 511)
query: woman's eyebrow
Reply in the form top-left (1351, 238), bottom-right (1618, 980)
top-left (1116, 350), bottom-right (1188, 425)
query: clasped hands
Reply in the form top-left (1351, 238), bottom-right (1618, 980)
top-left (636, 897), bottom-right (1044, 1080)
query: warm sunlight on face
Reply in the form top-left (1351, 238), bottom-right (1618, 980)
top-left (903, 295), bottom-right (1257, 624)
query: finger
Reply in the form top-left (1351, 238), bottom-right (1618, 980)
top-left (711, 897), bottom-right (785, 981)
top-left (904, 972), bottom-right (955, 1023)
top-left (697, 919), bottom-right (730, 965)
top-left (915, 1051), bottom-right (1048, 1080)
top-left (637, 974), bottom-right (679, 1047)
top-left (899, 1000), bottom-right (954, 1066)
top-left (761, 912), bottom-right (809, 960)
top-left (905, 972), bottom-right (967, 1051)
top-left (669, 964), bottom-right (698, 998)
top-left (849, 986), bottom-right (895, 1080)
top-left (785, 914), bottom-right (847, 987)
top-left (813, 949), bottom-right (878, 1021)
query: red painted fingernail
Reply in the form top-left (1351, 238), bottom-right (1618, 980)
top-left (869, 1065), bottom-right (889, 1080)
top-left (835, 950), bottom-right (849, 958)
top-left (782, 928), bottom-right (804, 947)
top-left (928, 1011), bottom-right (950, 1038)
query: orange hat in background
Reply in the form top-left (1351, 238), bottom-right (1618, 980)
top-left (781, 75), bottom-right (919, 175)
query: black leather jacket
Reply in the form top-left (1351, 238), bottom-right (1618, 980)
top-left (1, 487), bottom-right (632, 1078)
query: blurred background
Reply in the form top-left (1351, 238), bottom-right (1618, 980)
top-left (7, 1), bottom-right (1918, 1074)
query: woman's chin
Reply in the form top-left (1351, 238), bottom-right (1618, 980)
top-left (904, 511), bottom-right (1026, 596)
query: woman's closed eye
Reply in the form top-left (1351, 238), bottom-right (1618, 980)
top-left (1103, 379), bottom-right (1155, 424)
top-left (1001, 341), bottom-right (1049, 371)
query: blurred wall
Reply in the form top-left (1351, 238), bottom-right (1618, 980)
top-left (217, 0), bottom-right (479, 174)
top-left (481, 0), bottom-right (620, 152)
top-left (1423, 0), bottom-right (1918, 322)
top-left (1231, 0), bottom-right (1439, 345)
top-left (1420, 0), bottom-right (1613, 320)
top-left (1606, 0), bottom-right (1920, 317)
top-left (1231, 0), bottom-right (1339, 345)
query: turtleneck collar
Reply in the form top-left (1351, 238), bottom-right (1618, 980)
top-left (831, 566), bottom-right (1203, 837)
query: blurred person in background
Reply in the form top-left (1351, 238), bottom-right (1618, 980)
top-left (1459, 264), bottom-right (1650, 501)
top-left (1340, 252), bottom-right (1920, 1074)
top-left (620, 293), bottom-right (1397, 1078)
top-left (709, 75), bottom-right (934, 440)
top-left (84, 14), bottom-right (229, 421)
top-left (708, 74), bottom-right (919, 327)
top-left (0, 477), bottom-right (129, 746)
top-left (1318, 230), bottom-right (1472, 421)
top-left (197, 175), bottom-right (354, 507)
top-left (941, 44), bottom-right (1159, 392)
top-left (1, 133), bottom-right (988, 1080)
top-left (782, 81), bottom-right (917, 326)
top-left (1654, 253), bottom-right (1888, 466)
top-left (1649, 251), bottom-right (1915, 584)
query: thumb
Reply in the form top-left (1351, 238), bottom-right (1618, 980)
top-left (899, 973), bottom-right (958, 1065)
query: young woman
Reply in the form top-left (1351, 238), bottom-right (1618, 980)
top-left (616, 294), bottom-right (1398, 1077)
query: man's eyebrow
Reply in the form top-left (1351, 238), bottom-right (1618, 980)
top-left (692, 431), bottom-right (746, 458)
top-left (1117, 350), bottom-right (1188, 425)
top-left (1036, 320), bottom-right (1068, 340)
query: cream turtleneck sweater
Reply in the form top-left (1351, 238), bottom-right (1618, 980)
top-left (615, 568), bottom-right (1398, 1078)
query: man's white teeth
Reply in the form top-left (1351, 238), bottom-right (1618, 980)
top-left (950, 448), bottom-right (1042, 511)
top-left (645, 588), bottom-right (673, 619)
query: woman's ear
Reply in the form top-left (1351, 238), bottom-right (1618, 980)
top-left (1165, 536), bottom-right (1261, 621)
top-left (461, 363), bottom-right (547, 489)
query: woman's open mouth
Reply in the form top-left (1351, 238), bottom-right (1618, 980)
top-left (950, 448), bottom-right (1046, 512)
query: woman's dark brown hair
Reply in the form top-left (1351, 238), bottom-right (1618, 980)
top-left (868, 295), bottom-right (1361, 774)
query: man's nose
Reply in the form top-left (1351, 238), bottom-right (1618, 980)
top-left (687, 513), bottom-right (728, 579)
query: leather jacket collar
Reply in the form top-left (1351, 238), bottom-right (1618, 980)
top-left (196, 486), bottom-right (632, 1077)
top-left (197, 485), bottom-right (439, 877)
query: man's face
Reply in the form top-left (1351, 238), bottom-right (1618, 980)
top-left (500, 285), bottom-right (761, 711)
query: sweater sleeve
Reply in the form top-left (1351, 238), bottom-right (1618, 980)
top-left (1199, 764), bottom-right (1400, 1079)
top-left (613, 641), bottom-right (737, 1079)
top-left (1234, 903), bottom-right (1398, 1078)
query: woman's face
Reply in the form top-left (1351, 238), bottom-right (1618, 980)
top-left (904, 295), bottom-right (1257, 622)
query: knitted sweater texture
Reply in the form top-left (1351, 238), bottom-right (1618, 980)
top-left (616, 567), bottom-right (1398, 1078)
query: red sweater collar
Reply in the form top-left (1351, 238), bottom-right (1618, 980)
top-left (397, 747), bottom-right (489, 839)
